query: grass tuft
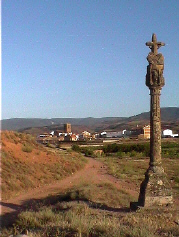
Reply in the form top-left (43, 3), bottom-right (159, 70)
top-left (22, 143), bottom-right (33, 153)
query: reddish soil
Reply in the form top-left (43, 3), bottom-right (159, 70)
top-left (1, 157), bottom-right (138, 226)
top-left (3, 138), bottom-right (63, 164)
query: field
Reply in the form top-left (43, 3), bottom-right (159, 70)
top-left (1, 132), bottom-right (179, 237)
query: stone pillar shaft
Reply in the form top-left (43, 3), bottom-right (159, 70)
top-left (150, 88), bottom-right (162, 169)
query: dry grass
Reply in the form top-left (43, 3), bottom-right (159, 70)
top-left (97, 154), bottom-right (179, 198)
top-left (2, 183), bottom-right (179, 237)
top-left (97, 156), bottom-right (148, 186)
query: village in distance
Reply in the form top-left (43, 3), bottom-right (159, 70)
top-left (37, 122), bottom-right (179, 147)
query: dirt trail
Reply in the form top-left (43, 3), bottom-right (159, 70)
top-left (1, 157), bottom-right (138, 225)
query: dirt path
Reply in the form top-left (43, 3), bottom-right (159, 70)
top-left (1, 157), bottom-right (138, 226)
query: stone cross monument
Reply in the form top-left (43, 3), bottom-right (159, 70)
top-left (131, 34), bottom-right (173, 209)
top-left (145, 33), bottom-right (165, 174)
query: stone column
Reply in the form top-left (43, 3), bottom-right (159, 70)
top-left (130, 34), bottom-right (172, 209)
top-left (149, 87), bottom-right (163, 172)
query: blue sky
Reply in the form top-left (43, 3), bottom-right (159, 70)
top-left (2, 0), bottom-right (179, 119)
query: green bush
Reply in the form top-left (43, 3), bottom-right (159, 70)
top-left (162, 142), bottom-right (179, 158)
top-left (72, 145), bottom-right (95, 157)
top-left (162, 142), bottom-right (179, 149)
top-left (81, 147), bottom-right (94, 157)
top-left (130, 150), bottom-right (137, 157)
top-left (72, 144), bottom-right (81, 152)
top-left (22, 144), bottom-right (33, 153)
top-left (103, 143), bottom-right (150, 157)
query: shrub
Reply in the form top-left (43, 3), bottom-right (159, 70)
top-left (22, 144), bottom-right (33, 153)
top-left (72, 144), bottom-right (81, 152)
top-left (161, 142), bottom-right (179, 158)
top-left (81, 147), bottom-right (94, 157)
top-left (103, 143), bottom-right (150, 157)
top-left (115, 151), bottom-right (125, 158)
top-left (130, 150), bottom-right (137, 157)
top-left (72, 145), bottom-right (95, 157)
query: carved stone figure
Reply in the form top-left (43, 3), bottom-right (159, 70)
top-left (145, 34), bottom-right (165, 88)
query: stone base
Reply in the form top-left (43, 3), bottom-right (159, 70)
top-left (130, 201), bottom-right (143, 211)
top-left (131, 167), bottom-right (173, 210)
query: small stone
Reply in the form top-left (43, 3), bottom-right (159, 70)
top-left (157, 180), bottom-right (163, 185)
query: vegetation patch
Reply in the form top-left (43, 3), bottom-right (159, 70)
top-left (162, 142), bottom-right (179, 158)
top-left (1, 184), bottom-right (178, 237)
top-left (101, 141), bottom-right (179, 159)
top-left (22, 143), bottom-right (33, 153)
top-left (72, 143), bottom-right (152, 158)
top-left (103, 143), bottom-right (150, 157)
top-left (72, 145), bottom-right (100, 157)
top-left (97, 156), bottom-right (148, 185)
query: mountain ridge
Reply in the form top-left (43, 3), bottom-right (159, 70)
top-left (1, 107), bottom-right (179, 133)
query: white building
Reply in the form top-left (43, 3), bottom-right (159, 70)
top-left (162, 129), bottom-right (178, 138)
top-left (100, 131), bottom-right (123, 138)
top-left (50, 131), bottom-right (54, 136)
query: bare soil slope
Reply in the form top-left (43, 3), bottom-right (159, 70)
top-left (1, 131), bottom-right (86, 200)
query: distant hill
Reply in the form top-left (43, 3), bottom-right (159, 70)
top-left (1, 117), bottom-right (126, 132)
top-left (1, 118), bottom-right (55, 131)
top-left (128, 107), bottom-right (179, 122)
top-left (1, 107), bottom-right (179, 134)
